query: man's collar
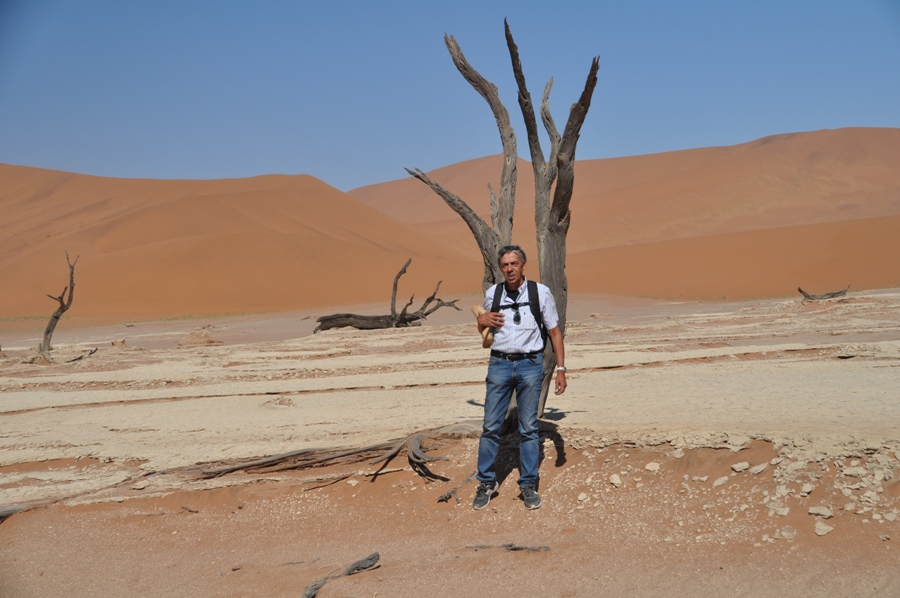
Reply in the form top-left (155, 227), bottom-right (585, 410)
top-left (504, 277), bottom-right (527, 295)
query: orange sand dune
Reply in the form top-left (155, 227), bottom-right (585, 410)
top-left (350, 127), bottom-right (900, 255)
top-left (0, 165), bottom-right (479, 322)
top-left (568, 215), bottom-right (900, 300)
top-left (3, 127), bottom-right (898, 325)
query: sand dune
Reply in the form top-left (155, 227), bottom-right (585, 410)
top-left (0, 165), bottom-right (479, 322)
top-left (351, 127), bottom-right (900, 300)
top-left (2, 127), bottom-right (898, 325)
top-left (351, 127), bottom-right (900, 254)
top-left (568, 215), bottom-right (900, 300)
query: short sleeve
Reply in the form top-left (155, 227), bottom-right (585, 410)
top-left (539, 285), bottom-right (559, 330)
top-left (483, 285), bottom-right (496, 312)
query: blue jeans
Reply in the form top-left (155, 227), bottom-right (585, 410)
top-left (476, 353), bottom-right (544, 488)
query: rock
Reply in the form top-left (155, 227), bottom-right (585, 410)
top-left (843, 502), bottom-right (856, 511)
top-left (843, 466), bottom-right (868, 478)
top-left (699, 476), bottom-right (709, 482)
top-left (609, 474), bottom-right (622, 488)
top-left (785, 461), bottom-right (808, 475)
top-left (880, 535), bottom-right (891, 541)
top-left (814, 521), bottom-right (834, 536)
top-left (800, 483), bottom-right (814, 496)
top-left (131, 480), bottom-right (150, 490)
top-left (770, 457), bottom-right (784, 466)
top-left (673, 448), bottom-right (685, 459)
top-left (645, 462), bottom-right (660, 472)
top-left (712, 476), bottom-right (729, 488)
top-left (780, 526), bottom-right (798, 540)
top-left (884, 513), bottom-right (897, 522)
top-left (808, 506), bottom-right (833, 519)
top-left (111, 338), bottom-right (126, 347)
top-left (346, 479), bottom-right (359, 487)
top-left (775, 507), bottom-right (790, 517)
top-left (731, 462), bottom-right (750, 472)
top-left (750, 463), bottom-right (768, 475)
top-left (578, 493), bottom-right (588, 502)
top-left (178, 329), bottom-right (223, 348)
top-left (727, 435), bottom-right (751, 450)
top-left (861, 491), bottom-right (878, 504)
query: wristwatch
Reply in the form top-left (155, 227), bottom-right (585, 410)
top-left (555, 366), bottom-right (567, 373)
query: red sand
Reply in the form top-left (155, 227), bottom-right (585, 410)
top-left (0, 166), bottom-right (479, 322)
top-left (3, 127), bottom-right (899, 326)
top-left (568, 215), bottom-right (900, 300)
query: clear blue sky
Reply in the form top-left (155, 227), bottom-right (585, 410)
top-left (1, 1), bottom-right (898, 191)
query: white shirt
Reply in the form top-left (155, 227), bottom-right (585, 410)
top-left (483, 278), bottom-right (559, 354)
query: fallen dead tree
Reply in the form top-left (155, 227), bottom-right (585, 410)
top-left (798, 284), bottom-right (850, 301)
top-left (314, 258), bottom-right (460, 333)
top-left (198, 422), bottom-right (480, 479)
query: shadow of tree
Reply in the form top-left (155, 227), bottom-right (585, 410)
top-left (493, 418), bottom-right (567, 494)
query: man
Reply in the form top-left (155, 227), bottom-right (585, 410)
top-left (473, 245), bottom-right (567, 510)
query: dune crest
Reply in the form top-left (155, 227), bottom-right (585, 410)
top-left (3, 127), bottom-right (899, 325)
top-left (0, 166), bottom-right (479, 322)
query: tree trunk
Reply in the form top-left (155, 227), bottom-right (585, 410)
top-left (39, 251), bottom-right (78, 361)
top-left (409, 21), bottom-right (600, 418)
top-left (505, 21), bottom-right (600, 416)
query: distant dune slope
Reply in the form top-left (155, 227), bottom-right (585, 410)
top-left (350, 127), bottom-right (900, 255)
top-left (568, 215), bottom-right (900, 300)
top-left (3, 127), bottom-right (898, 325)
top-left (0, 165), bottom-right (479, 321)
top-left (349, 127), bottom-right (900, 300)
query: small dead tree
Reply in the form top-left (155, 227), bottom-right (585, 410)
top-left (314, 259), bottom-right (460, 332)
top-left (407, 21), bottom-right (599, 416)
top-left (39, 251), bottom-right (79, 361)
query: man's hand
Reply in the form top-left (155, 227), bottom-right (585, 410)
top-left (554, 371), bottom-right (567, 395)
top-left (477, 311), bottom-right (505, 329)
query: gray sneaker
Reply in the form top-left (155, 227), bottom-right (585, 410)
top-left (521, 484), bottom-right (542, 510)
top-left (473, 481), bottom-right (499, 510)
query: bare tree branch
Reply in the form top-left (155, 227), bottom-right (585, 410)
top-left (551, 56), bottom-right (600, 227)
top-left (315, 260), bottom-right (460, 333)
top-left (405, 167), bottom-right (501, 289)
top-left (390, 258), bottom-right (412, 317)
top-left (505, 19), bottom-right (546, 177)
top-left (443, 33), bottom-right (517, 248)
top-left (540, 78), bottom-right (561, 184)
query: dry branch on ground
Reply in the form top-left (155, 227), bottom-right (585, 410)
top-left (313, 258), bottom-right (460, 333)
top-left (798, 285), bottom-right (851, 301)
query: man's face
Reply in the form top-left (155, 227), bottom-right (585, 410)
top-left (499, 251), bottom-right (526, 288)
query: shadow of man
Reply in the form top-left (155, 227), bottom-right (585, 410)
top-left (493, 413), bottom-right (568, 494)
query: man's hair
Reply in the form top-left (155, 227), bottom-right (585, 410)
top-left (497, 244), bottom-right (526, 265)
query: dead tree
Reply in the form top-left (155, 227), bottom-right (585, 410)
top-left (407, 21), bottom-right (599, 416)
top-left (314, 259), bottom-right (460, 332)
top-left (39, 251), bottom-right (79, 361)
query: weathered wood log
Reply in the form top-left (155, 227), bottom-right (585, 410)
top-left (39, 251), bottom-right (79, 361)
top-left (313, 258), bottom-right (460, 333)
top-left (798, 285), bottom-right (850, 301)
